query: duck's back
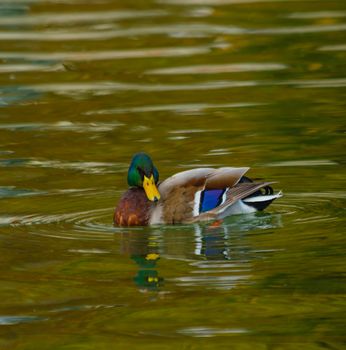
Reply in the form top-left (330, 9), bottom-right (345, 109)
top-left (149, 167), bottom-right (249, 225)
top-left (149, 167), bottom-right (281, 225)
top-left (114, 188), bottom-right (153, 226)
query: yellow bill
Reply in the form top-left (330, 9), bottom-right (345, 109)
top-left (143, 174), bottom-right (161, 202)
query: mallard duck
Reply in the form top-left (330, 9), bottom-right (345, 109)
top-left (114, 152), bottom-right (282, 226)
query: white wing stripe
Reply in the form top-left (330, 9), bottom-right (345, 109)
top-left (221, 187), bottom-right (229, 205)
top-left (243, 191), bottom-right (282, 203)
top-left (193, 190), bottom-right (202, 217)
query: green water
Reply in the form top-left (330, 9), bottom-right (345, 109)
top-left (0, 0), bottom-right (345, 349)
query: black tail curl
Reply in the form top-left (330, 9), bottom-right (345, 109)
top-left (239, 176), bottom-right (274, 199)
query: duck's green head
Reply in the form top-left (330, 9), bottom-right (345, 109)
top-left (127, 152), bottom-right (160, 202)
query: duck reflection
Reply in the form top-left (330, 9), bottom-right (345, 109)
top-left (120, 231), bottom-right (163, 290)
top-left (193, 221), bottom-right (232, 260)
top-left (120, 213), bottom-right (281, 290)
top-left (194, 213), bottom-right (282, 259)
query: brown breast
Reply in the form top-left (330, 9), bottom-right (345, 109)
top-left (114, 188), bottom-right (153, 226)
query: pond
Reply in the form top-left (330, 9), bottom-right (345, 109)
top-left (0, 0), bottom-right (345, 349)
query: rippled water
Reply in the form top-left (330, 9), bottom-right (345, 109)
top-left (0, 0), bottom-right (345, 349)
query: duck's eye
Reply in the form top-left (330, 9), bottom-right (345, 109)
top-left (136, 166), bottom-right (146, 179)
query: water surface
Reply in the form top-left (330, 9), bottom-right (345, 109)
top-left (0, 0), bottom-right (345, 349)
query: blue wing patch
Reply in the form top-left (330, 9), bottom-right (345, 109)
top-left (199, 189), bottom-right (226, 213)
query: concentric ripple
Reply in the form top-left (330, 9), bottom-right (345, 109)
top-left (2, 208), bottom-right (114, 240)
top-left (274, 192), bottom-right (345, 225)
top-left (2, 189), bottom-right (344, 240)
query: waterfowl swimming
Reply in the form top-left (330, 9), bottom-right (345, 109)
top-left (114, 152), bottom-right (282, 226)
